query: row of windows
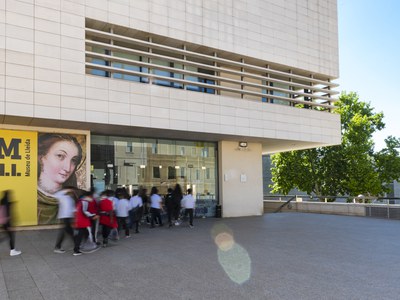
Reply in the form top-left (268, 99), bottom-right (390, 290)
top-left (90, 50), bottom-right (295, 105)
top-left (90, 47), bottom-right (216, 94)
top-left (89, 48), bottom-right (294, 103)
top-left (85, 19), bottom-right (337, 110)
top-left (153, 166), bottom-right (212, 180)
top-left (125, 142), bottom-right (211, 158)
top-left (149, 143), bottom-right (209, 157)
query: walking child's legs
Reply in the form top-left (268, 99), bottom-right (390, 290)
top-left (123, 217), bottom-right (129, 236)
top-left (185, 209), bottom-right (194, 226)
top-left (135, 220), bottom-right (140, 233)
top-left (55, 227), bottom-right (65, 249)
top-left (74, 228), bottom-right (86, 253)
top-left (167, 209), bottom-right (173, 225)
top-left (150, 208), bottom-right (156, 227)
top-left (91, 219), bottom-right (98, 243)
top-left (156, 210), bottom-right (163, 226)
top-left (3, 222), bottom-right (15, 250)
top-left (129, 210), bottom-right (135, 229)
top-left (189, 208), bottom-right (194, 226)
top-left (102, 225), bottom-right (112, 245)
top-left (118, 217), bottom-right (129, 236)
top-left (173, 206), bottom-right (180, 221)
top-left (117, 217), bottom-right (123, 233)
top-left (55, 218), bottom-right (73, 249)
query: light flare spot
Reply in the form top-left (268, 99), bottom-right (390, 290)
top-left (215, 232), bottom-right (235, 251)
top-left (218, 243), bottom-right (251, 285)
top-left (211, 223), bottom-right (252, 285)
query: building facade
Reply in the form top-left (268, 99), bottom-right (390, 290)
top-left (0, 0), bottom-right (340, 226)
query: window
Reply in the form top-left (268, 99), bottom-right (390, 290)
top-left (153, 166), bottom-right (160, 178)
top-left (152, 141), bottom-right (158, 154)
top-left (206, 168), bottom-right (211, 179)
top-left (186, 67), bottom-right (215, 94)
top-left (180, 167), bottom-right (186, 178)
top-left (303, 89), bottom-right (312, 109)
top-left (126, 143), bottom-right (134, 153)
top-left (262, 80), bottom-right (269, 103)
top-left (270, 82), bottom-right (290, 105)
top-left (201, 148), bottom-right (209, 157)
top-left (168, 166), bottom-right (176, 179)
top-left (91, 135), bottom-right (218, 217)
top-left (112, 52), bottom-right (148, 83)
top-left (90, 47), bottom-right (110, 77)
top-left (261, 81), bottom-right (291, 105)
top-left (153, 60), bottom-right (183, 88)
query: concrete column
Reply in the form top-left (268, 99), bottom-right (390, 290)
top-left (218, 141), bottom-right (263, 217)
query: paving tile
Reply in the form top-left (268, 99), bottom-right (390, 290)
top-left (3, 270), bottom-right (36, 291)
top-left (8, 287), bottom-right (44, 300)
top-left (0, 257), bottom-right (26, 272)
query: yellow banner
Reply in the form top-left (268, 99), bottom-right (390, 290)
top-left (0, 129), bottom-right (37, 226)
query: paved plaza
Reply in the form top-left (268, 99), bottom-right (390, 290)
top-left (1, 212), bottom-right (399, 299)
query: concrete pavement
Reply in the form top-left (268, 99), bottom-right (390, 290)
top-left (1, 213), bottom-right (400, 299)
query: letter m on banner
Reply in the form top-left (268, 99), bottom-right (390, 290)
top-left (0, 138), bottom-right (22, 159)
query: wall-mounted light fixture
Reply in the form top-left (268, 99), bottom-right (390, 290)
top-left (238, 141), bottom-right (248, 148)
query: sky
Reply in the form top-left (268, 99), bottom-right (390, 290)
top-left (337, 0), bottom-right (400, 150)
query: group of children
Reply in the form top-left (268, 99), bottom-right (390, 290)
top-left (54, 183), bottom-right (196, 256)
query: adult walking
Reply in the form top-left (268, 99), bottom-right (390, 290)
top-left (54, 187), bottom-right (76, 253)
top-left (171, 184), bottom-right (183, 226)
top-left (164, 188), bottom-right (174, 227)
top-left (0, 190), bottom-right (22, 256)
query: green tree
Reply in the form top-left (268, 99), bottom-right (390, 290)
top-left (270, 92), bottom-right (400, 198)
top-left (375, 136), bottom-right (400, 185)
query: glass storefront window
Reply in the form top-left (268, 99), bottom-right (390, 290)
top-left (91, 136), bottom-right (218, 217)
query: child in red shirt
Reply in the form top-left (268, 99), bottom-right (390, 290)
top-left (98, 190), bottom-right (118, 247)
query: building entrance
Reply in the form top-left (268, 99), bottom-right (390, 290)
top-left (91, 135), bottom-right (218, 217)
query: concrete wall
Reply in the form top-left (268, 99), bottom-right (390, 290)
top-left (84, 0), bottom-right (339, 77)
top-left (264, 200), bottom-right (366, 217)
top-left (219, 141), bottom-right (264, 217)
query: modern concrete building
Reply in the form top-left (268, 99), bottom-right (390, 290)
top-left (0, 0), bottom-right (340, 225)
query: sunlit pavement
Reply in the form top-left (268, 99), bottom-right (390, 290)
top-left (1, 213), bottom-right (400, 299)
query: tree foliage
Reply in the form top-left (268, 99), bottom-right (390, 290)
top-left (270, 92), bottom-right (400, 197)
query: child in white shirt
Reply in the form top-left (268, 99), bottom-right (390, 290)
top-left (182, 188), bottom-right (196, 228)
top-left (116, 188), bottom-right (131, 238)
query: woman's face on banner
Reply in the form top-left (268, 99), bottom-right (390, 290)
top-left (40, 140), bottom-right (80, 185)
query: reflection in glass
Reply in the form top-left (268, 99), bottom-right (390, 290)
top-left (91, 136), bottom-right (218, 217)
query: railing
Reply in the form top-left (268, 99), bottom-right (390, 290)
top-left (274, 196), bottom-right (296, 213)
top-left (264, 195), bottom-right (400, 220)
